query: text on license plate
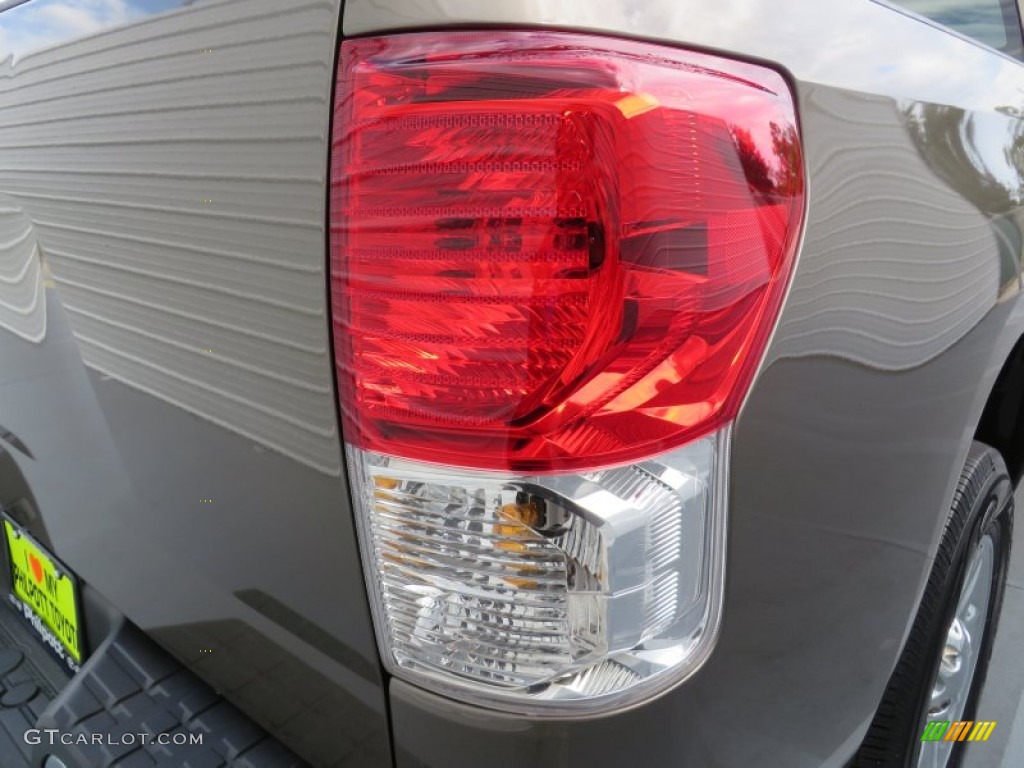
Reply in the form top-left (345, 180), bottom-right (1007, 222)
top-left (3, 520), bottom-right (82, 664)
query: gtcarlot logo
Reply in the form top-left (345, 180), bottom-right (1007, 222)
top-left (23, 729), bottom-right (203, 747)
top-left (921, 720), bottom-right (997, 743)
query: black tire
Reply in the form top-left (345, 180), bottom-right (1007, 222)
top-left (855, 442), bottom-right (1014, 768)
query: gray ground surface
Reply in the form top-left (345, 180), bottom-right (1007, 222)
top-left (964, 485), bottom-right (1024, 768)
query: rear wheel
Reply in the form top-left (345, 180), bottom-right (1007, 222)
top-left (855, 442), bottom-right (1014, 768)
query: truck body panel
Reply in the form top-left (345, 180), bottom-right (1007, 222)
top-left (0, 0), bottom-right (1021, 765)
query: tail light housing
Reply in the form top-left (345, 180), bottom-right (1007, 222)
top-left (331, 30), bottom-right (804, 713)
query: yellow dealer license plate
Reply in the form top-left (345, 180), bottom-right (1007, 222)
top-left (3, 517), bottom-right (83, 673)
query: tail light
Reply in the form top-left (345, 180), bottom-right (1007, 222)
top-left (331, 31), bottom-right (804, 713)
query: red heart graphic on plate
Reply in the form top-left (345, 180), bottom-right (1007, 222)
top-left (28, 553), bottom-right (43, 584)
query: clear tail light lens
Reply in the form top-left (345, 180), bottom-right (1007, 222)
top-left (346, 432), bottom-right (727, 711)
top-left (331, 31), bottom-right (803, 713)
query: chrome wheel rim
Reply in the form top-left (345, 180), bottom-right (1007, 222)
top-left (917, 533), bottom-right (995, 768)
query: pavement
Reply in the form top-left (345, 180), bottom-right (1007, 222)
top-left (964, 485), bottom-right (1024, 768)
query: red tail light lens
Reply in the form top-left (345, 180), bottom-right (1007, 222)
top-left (331, 31), bottom-right (804, 473)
